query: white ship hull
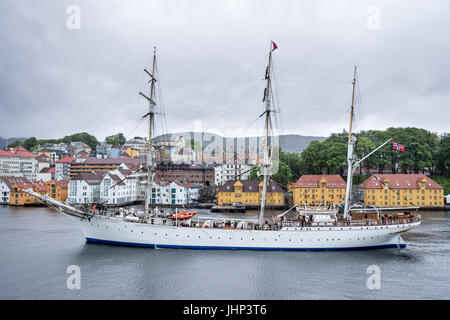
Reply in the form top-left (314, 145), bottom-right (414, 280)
top-left (72, 214), bottom-right (419, 251)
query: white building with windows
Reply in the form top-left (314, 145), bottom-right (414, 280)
top-left (148, 180), bottom-right (201, 205)
top-left (214, 163), bottom-right (254, 186)
top-left (67, 172), bottom-right (103, 204)
top-left (0, 146), bottom-right (38, 181)
top-left (99, 165), bottom-right (137, 205)
top-left (55, 156), bottom-right (74, 180)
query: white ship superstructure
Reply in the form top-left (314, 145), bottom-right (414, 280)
top-left (26, 44), bottom-right (421, 250)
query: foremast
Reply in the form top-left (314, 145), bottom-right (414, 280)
top-left (259, 42), bottom-right (277, 226)
top-left (139, 47), bottom-right (157, 221)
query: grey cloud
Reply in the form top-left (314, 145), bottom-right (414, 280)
top-left (0, 0), bottom-right (449, 143)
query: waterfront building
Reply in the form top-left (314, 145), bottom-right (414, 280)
top-left (362, 174), bottom-right (445, 207)
top-left (99, 166), bottom-right (137, 205)
top-left (214, 163), bottom-right (254, 186)
top-left (291, 175), bottom-right (347, 206)
top-left (68, 172), bottom-right (103, 204)
top-left (44, 180), bottom-right (69, 202)
top-left (155, 162), bottom-right (214, 187)
top-left (0, 177), bottom-right (31, 204)
top-left (9, 182), bottom-right (47, 206)
top-left (216, 180), bottom-right (285, 206)
top-left (69, 157), bottom-right (145, 177)
top-left (147, 180), bottom-right (201, 205)
top-left (55, 156), bottom-right (74, 180)
top-left (0, 146), bottom-right (38, 181)
top-left (9, 180), bottom-right (68, 206)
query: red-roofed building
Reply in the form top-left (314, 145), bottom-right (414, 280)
top-left (0, 147), bottom-right (38, 181)
top-left (362, 174), bottom-right (444, 207)
top-left (69, 156), bottom-right (145, 177)
top-left (291, 175), bottom-right (347, 206)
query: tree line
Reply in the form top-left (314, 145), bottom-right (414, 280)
top-left (7, 132), bottom-right (127, 152)
top-left (299, 127), bottom-right (449, 177)
top-left (248, 127), bottom-right (449, 190)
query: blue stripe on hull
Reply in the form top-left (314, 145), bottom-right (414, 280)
top-left (85, 237), bottom-right (406, 251)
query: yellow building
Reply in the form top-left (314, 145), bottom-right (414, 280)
top-left (10, 182), bottom-right (48, 206)
top-left (216, 180), bottom-right (285, 207)
top-left (9, 180), bottom-right (69, 206)
top-left (362, 174), bottom-right (444, 207)
top-left (291, 175), bottom-right (347, 206)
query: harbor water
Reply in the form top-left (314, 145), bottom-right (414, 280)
top-left (0, 205), bottom-right (449, 299)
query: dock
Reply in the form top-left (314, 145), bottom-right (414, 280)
top-left (210, 205), bottom-right (246, 213)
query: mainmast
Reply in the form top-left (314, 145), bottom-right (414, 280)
top-left (259, 41), bottom-right (277, 226)
top-left (140, 47), bottom-right (157, 221)
top-left (343, 66), bottom-right (357, 219)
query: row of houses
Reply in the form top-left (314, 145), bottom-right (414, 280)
top-left (67, 163), bottom-right (202, 206)
top-left (216, 174), bottom-right (446, 208)
top-left (0, 177), bottom-right (69, 205)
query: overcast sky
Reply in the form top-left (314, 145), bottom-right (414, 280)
top-left (1, 0), bottom-right (449, 142)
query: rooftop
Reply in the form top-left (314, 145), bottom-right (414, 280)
top-left (292, 175), bottom-right (347, 189)
top-left (362, 174), bottom-right (444, 189)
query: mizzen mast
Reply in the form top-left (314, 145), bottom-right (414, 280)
top-left (139, 47), bottom-right (157, 221)
top-left (259, 41), bottom-right (277, 226)
top-left (343, 66), bottom-right (357, 219)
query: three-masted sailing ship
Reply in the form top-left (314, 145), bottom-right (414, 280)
top-left (25, 43), bottom-right (421, 250)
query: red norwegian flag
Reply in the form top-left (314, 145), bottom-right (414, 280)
top-left (393, 141), bottom-right (399, 150)
top-left (399, 144), bottom-right (405, 152)
top-left (271, 41), bottom-right (278, 51)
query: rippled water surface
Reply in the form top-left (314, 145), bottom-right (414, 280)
top-left (0, 206), bottom-right (449, 299)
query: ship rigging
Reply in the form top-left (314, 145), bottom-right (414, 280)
top-left (24, 43), bottom-right (421, 250)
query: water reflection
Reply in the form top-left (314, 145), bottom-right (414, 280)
top-left (0, 206), bottom-right (449, 299)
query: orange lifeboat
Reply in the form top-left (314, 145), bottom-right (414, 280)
top-left (167, 211), bottom-right (199, 220)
